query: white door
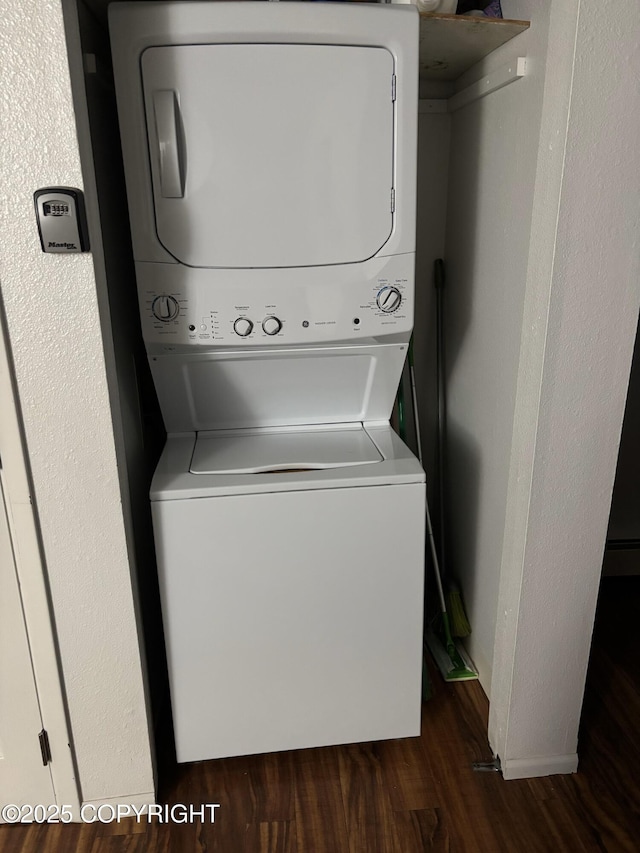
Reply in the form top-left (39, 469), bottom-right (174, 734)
top-left (0, 479), bottom-right (55, 810)
top-left (141, 43), bottom-right (395, 268)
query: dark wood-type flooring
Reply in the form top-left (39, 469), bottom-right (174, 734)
top-left (1, 576), bottom-right (638, 852)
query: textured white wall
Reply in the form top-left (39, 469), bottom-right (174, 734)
top-left (0, 0), bottom-right (154, 803)
top-left (490, 0), bottom-right (640, 777)
top-left (443, 0), bottom-right (552, 687)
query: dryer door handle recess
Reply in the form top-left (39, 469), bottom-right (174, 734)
top-left (153, 90), bottom-right (184, 198)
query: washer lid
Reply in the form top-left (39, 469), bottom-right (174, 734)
top-left (141, 43), bottom-right (394, 268)
top-left (190, 425), bottom-right (383, 475)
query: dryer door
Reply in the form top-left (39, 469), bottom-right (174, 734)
top-left (141, 43), bottom-right (394, 269)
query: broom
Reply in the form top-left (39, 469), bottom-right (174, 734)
top-left (407, 336), bottom-right (478, 682)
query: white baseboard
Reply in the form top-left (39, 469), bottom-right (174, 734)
top-left (501, 753), bottom-right (578, 780)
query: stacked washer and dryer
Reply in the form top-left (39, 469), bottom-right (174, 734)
top-left (110, 1), bottom-right (425, 763)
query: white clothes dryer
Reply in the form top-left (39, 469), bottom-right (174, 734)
top-left (110, 1), bottom-right (425, 763)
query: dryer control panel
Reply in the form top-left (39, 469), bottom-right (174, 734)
top-left (136, 254), bottom-right (414, 349)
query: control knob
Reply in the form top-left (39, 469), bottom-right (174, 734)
top-left (234, 317), bottom-right (254, 337)
top-left (262, 316), bottom-right (282, 336)
top-left (151, 294), bottom-right (179, 322)
top-left (376, 286), bottom-right (402, 314)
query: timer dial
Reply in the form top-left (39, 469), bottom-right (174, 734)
top-left (234, 318), bottom-right (254, 337)
top-left (376, 286), bottom-right (402, 314)
top-left (152, 294), bottom-right (179, 322)
top-left (262, 316), bottom-right (282, 336)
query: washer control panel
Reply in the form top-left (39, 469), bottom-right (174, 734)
top-left (137, 255), bottom-right (414, 348)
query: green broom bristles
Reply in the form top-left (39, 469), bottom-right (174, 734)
top-left (447, 584), bottom-right (472, 638)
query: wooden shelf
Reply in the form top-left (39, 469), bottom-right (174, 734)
top-left (419, 13), bottom-right (530, 82)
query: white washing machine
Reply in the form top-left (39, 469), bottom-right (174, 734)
top-left (110, 1), bottom-right (425, 763)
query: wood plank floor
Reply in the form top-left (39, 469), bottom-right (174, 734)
top-left (1, 576), bottom-right (638, 852)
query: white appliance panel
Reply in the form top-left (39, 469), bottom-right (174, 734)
top-left (141, 43), bottom-right (394, 268)
top-left (136, 254), bottom-right (413, 350)
top-left (149, 344), bottom-right (408, 432)
top-left (152, 482), bottom-right (425, 762)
